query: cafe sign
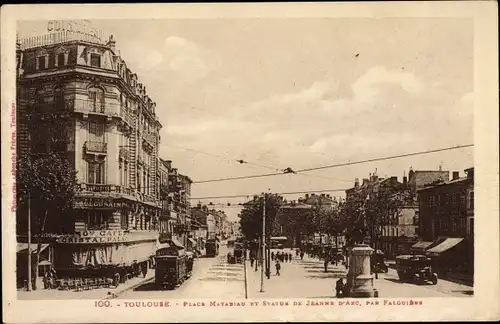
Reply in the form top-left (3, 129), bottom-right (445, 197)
top-left (74, 197), bottom-right (123, 209)
top-left (47, 20), bottom-right (102, 40)
top-left (57, 230), bottom-right (128, 244)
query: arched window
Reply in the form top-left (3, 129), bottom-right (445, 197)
top-left (88, 86), bottom-right (105, 113)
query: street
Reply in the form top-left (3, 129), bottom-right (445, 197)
top-left (118, 248), bottom-right (473, 299)
top-left (118, 245), bottom-right (246, 299)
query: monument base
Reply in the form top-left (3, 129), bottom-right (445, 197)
top-left (349, 274), bottom-right (377, 298)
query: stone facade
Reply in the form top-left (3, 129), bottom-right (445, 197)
top-left (16, 26), bottom-right (163, 279)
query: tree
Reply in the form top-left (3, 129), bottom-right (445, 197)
top-left (17, 152), bottom-right (79, 290)
top-left (238, 193), bottom-right (283, 242)
top-left (341, 186), bottom-right (404, 247)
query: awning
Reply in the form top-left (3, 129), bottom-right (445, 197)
top-left (426, 238), bottom-right (464, 256)
top-left (188, 238), bottom-right (197, 246)
top-left (411, 241), bottom-right (434, 252)
top-left (17, 243), bottom-right (50, 254)
top-left (168, 238), bottom-right (185, 249)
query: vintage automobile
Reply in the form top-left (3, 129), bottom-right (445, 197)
top-left (155, 243), bottom-right (188, 290)
top-left (395, 255), bottom-right (438, 285)
top-left (371, 250), bottom-right (389, 273)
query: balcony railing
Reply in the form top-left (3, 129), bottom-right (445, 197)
top-left (20, 31), bottom-right (105, 50)
top-left (79, 183), bottom-right (135, 196)
top-left (84, 141), bottom-right (107, 154)
top-left (137, 192), bottom-right (157, 204)
top-left (120, 107), bottom-right (134, 125)
top-left (75, 100), bottom-right (107, 114)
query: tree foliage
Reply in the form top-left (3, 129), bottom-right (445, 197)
top-left (17, 152), bottom-right (79, 290)
top-left (341, 186), bottom-right (405, 246)
top-left (238, 193), bottom-right (283, 241)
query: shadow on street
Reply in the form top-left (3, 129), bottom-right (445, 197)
top-left (133, 282), bottom-right (163, 292)
top-left (305, 274), bottom-right (345, 279)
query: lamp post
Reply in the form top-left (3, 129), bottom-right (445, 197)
top-left (260, 193), bottom-right (266, 293)
top-left (27, 190), bottom-right (32, 291)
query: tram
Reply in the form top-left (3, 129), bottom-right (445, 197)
top-left (155, 243), bottom-right (189, 290)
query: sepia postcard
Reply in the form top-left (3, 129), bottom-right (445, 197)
top-left (1, 2), bottom-right (499, 323)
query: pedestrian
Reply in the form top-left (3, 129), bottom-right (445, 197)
top-left (250, 255), bottom-right (255, 268)
top-left (275, 260), bottom-right (281, 276)
top-left (300, 251), bottom-right (304, 260)
top-left (335, 278), bottom-right (344, 298)
top-left (271, 252), bottom-right (275, 261)
top-left (283, 253), bottom-right (288, 263)
top-left (324, 259), bottom-right (329, 273)
top-left (43, 271), bottom-right (50, 289)
top-left (289, 253), bottom-right (293, 261)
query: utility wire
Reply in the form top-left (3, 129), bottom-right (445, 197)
top-left (190, 188), bottom-right (349, 200)
top-left (192, 144), bottom-right (474, 184)
top-left (163, 143), bottom-right (352, 182)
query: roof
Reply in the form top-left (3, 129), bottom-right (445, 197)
top-left (409, 171), bottom-right (450, 188)
top-left (418, 176), bottom-right (470, 192)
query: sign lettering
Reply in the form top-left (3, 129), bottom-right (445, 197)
top-left (74, 197), bottom-right (123, 209)
top-left (47, 20), bottom-right (102, 40)
top-left (57, 230), bottom-right (128, 244)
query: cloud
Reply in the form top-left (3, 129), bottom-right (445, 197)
top-left (162, 36), bottom-right (214, 83)
top-left (351, 66), bottom-right (425, 102)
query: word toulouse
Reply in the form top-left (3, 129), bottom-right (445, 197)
top-left (47, 20), bottom-right (102, 40)
top-left (57, 230), bottom-right (128, 244)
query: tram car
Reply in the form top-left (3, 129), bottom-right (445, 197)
top-left (155, 243), bottom-right (188, 290)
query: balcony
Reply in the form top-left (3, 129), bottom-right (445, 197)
top-left (79, 183), bottom-right (135, 196)
top-left (75, 100), bottom-right (107, 115)
top-left (120, 106), bottom-right (134, 126)
top-left (143, 131), bottom-right (156, 147)
top-left (84, 141), bottom-right (107, 155)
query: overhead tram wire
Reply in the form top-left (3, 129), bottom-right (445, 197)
top-left (190, 188), bottom-right (349, 200)
top-left (163, 144), bottom-right (352, 183)
top-left (192, 144), bottom-right (474, 184)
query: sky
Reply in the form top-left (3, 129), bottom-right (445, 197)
top-left (18, 18), bottom-right (474, 221)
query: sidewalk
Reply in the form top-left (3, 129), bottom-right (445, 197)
top-left (18, 272), bottom-right (154, 300)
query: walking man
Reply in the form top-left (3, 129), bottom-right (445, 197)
top-left (271, 252), bottom-right (275, 261)
top-left (300, 251), bottom-right (305, 260)
top-left (275, 260), bottom-right (281, 276)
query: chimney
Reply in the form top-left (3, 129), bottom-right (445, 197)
top-left (452, 171), bottom-right (460, 180)
top-left (362, 178), bottom-right (369, 186)
top-left (305, 194), bottom-right (309, 198)
top-left (107, 34), bottom-right (116, 51)
top-left (390, 176), bottom-right (398, 185)
top-left (354, 178), bottom-right (359, 187)
top-left (403, 171), bottom-right (408, 185)
top-left (408, 167), bottom-right (415, 181)
top-left (197, 203), bottom-right (202, 209)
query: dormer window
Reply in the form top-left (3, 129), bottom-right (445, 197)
top-left (36, 54), bottom-right (48, 70)
top-left (54, 47), bottom-right (69, 67)
top-left (90, 53), bottom-right (101, 68)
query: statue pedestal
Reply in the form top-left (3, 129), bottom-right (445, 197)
top-left (347, 244), bottom-right (377, 298)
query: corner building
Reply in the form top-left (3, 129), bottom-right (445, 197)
top-left (16, 23), bottom-right (163, 283)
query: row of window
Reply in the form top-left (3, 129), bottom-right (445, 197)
top-left (84, 211), bottom-right (157, 231)
top-left (426, 191), bottom-right (474, 209)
